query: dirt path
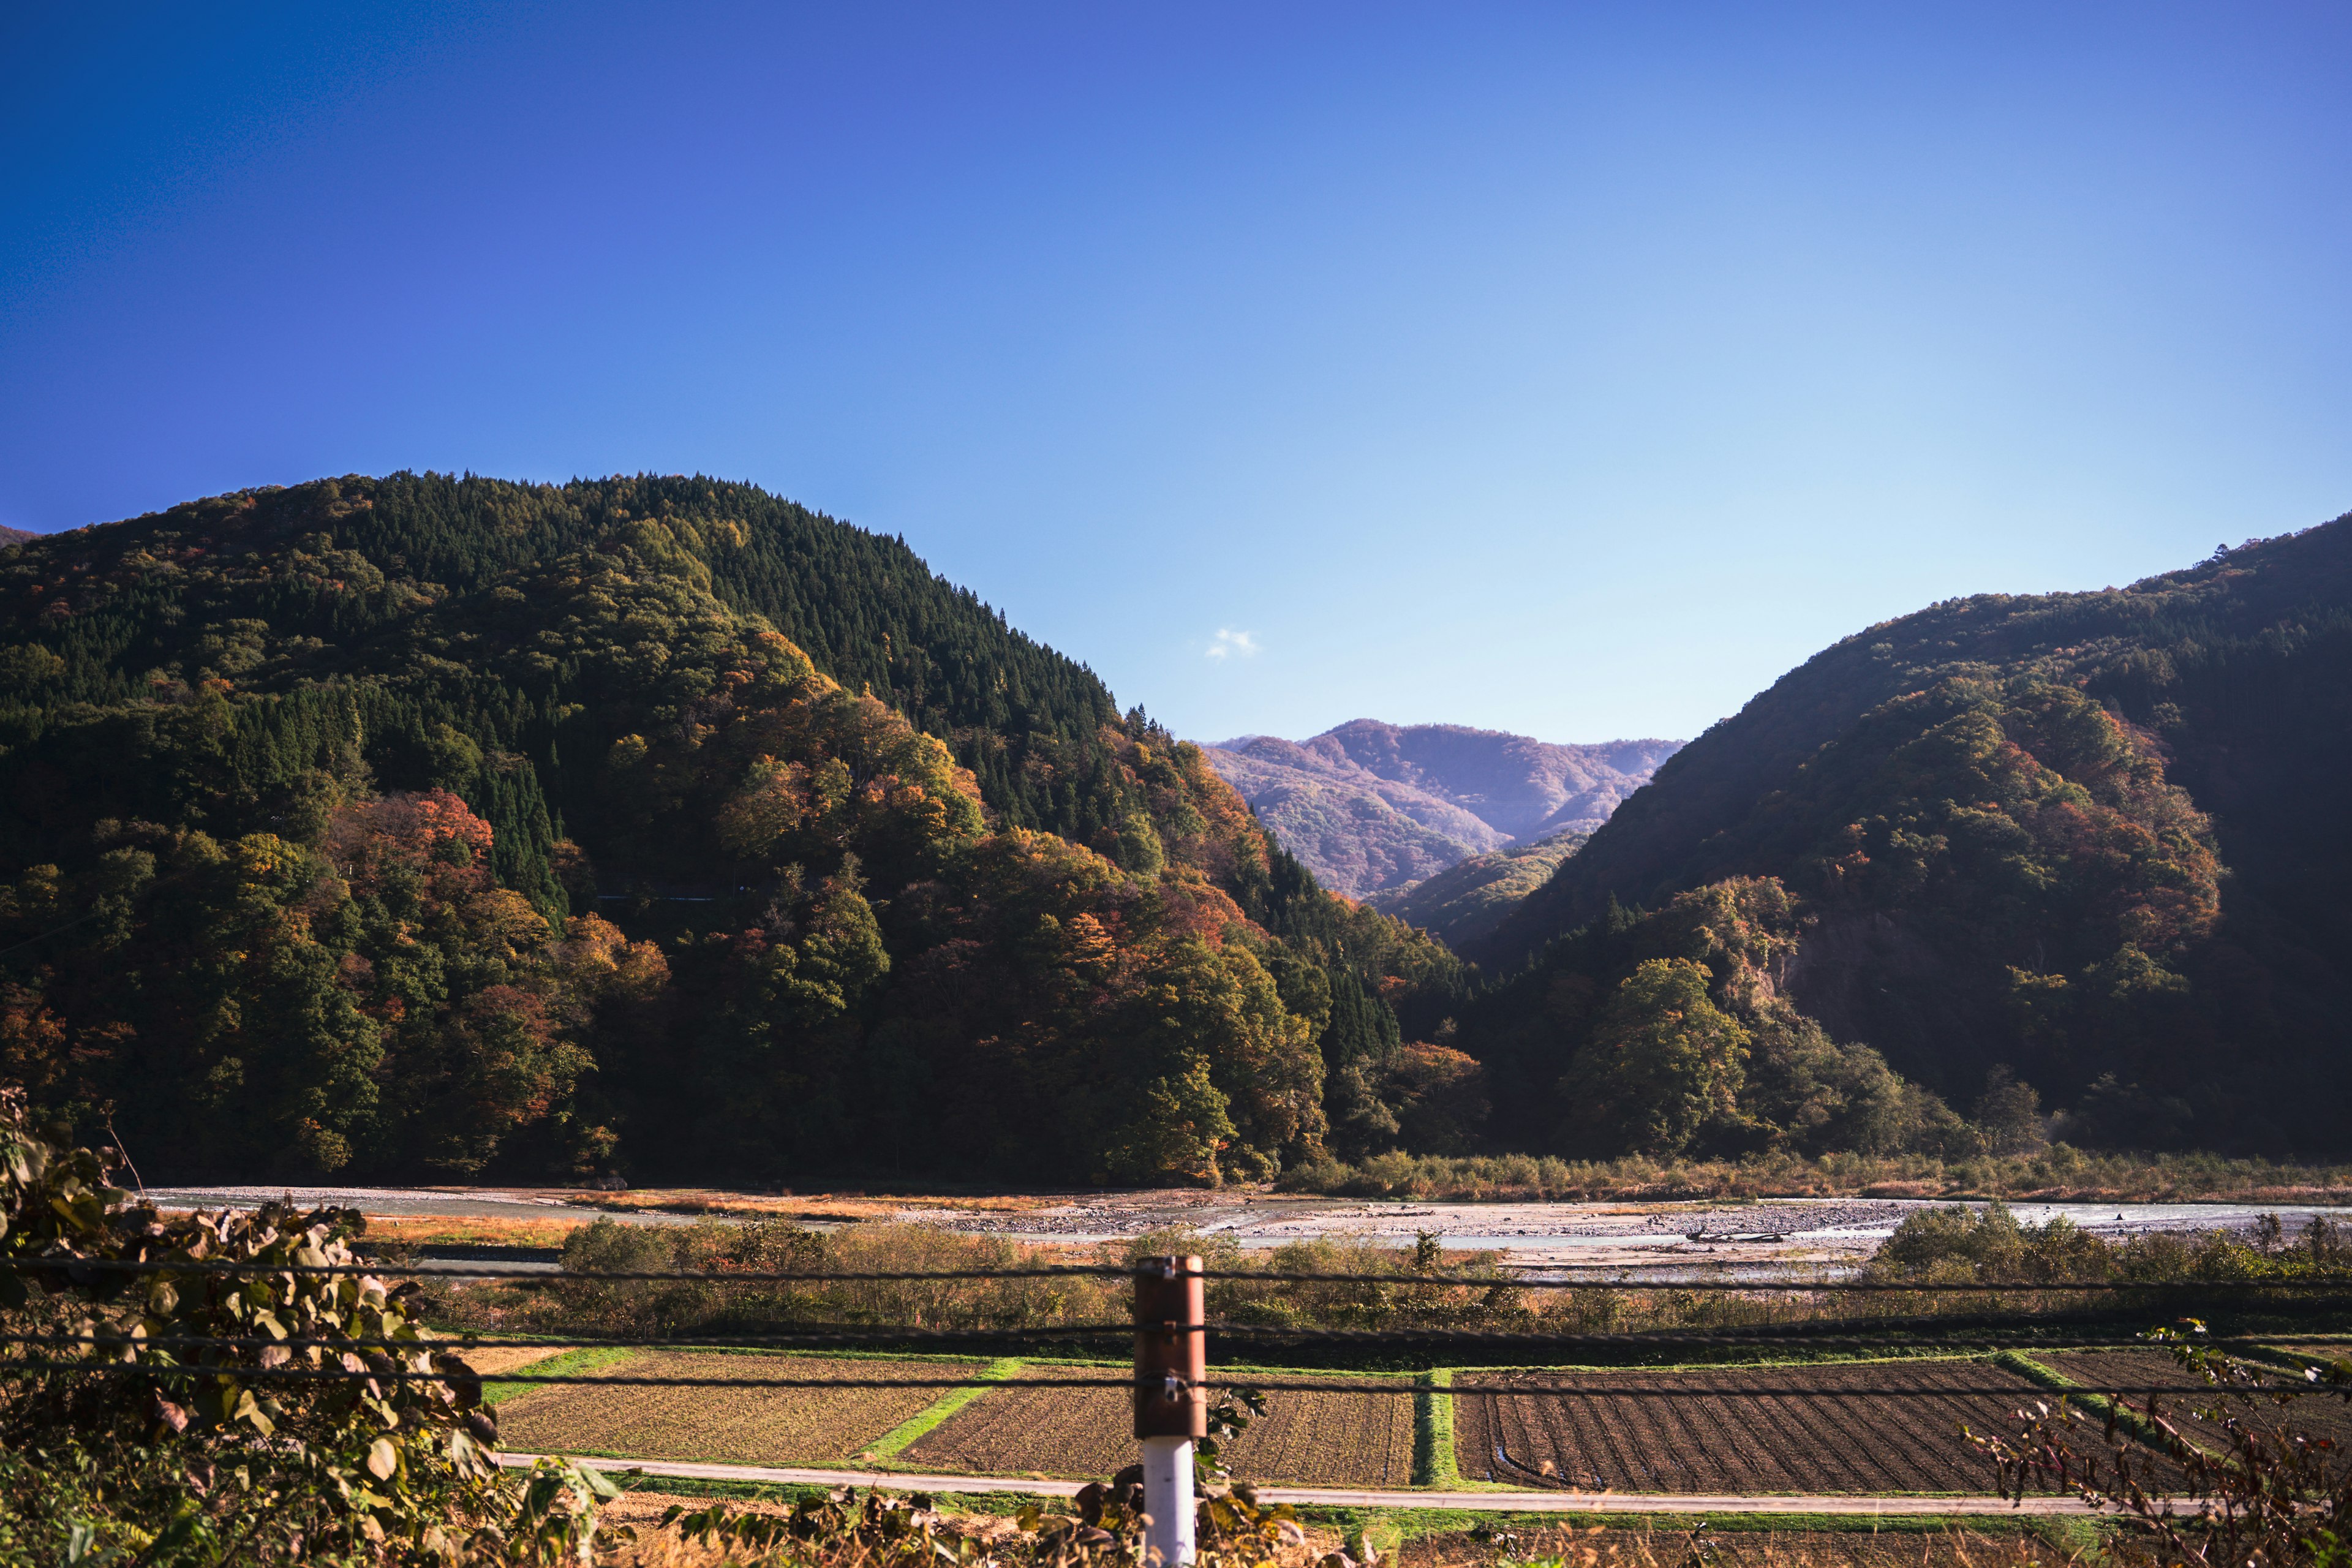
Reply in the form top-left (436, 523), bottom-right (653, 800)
top-left (494, 1452), bottom-right (2098, 1517)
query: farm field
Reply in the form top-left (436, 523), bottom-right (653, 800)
top-left (2266, 1339), bottom-right (2352, 1360)
top-left (899, 1363), bottom-right (1419, 1486)
top-left (461, 1342), bottom-right (576, 1378)
top-left (2033, 1347), bottom-right (2352, 1454)
top-left (490, 1344), bottom-right (2332, 1498)
top-left (1453, 1359), bottom-right (2037, 1493)
top-left (496, 1353), bottom-right (972, 1465)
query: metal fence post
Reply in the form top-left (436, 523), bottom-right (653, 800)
top-left (1133, 1253), bottom-right (1204, 1566)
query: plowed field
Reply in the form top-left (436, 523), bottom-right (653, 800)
top-left (900, 1366), bottom-right (1417, 1486)
top-left (496, 1353), bottom-right (973, 1465)
top-left (2035, 1348), bottom-right (2352, 1457)
top-left (1453, 1360), bottom-right (2038, 1493)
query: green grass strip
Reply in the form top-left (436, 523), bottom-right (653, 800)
top-left (1412, 1368), bottom-right (1459, 1489)
top-left (484, 1346), bottom-right (634, 1408)
top-left (866, 1357), bottom-right (1027, 1460)
top-left (1997, 1351), bottom-right (2192, 1458)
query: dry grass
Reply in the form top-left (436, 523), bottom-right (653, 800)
top-left (495, 1352), bottom-right (973, 1465)
top-left (593, 1496), bottom-right (2073, 1568)
top-left (580, 1188), bottom-right (1091, 1223)
top-left (360, 1213), bottom-right (586, 1249)
top-left (457, 1341), bottom-right (578, 1378)
top-left (1408, 1524), bottom-right (2078, 1566)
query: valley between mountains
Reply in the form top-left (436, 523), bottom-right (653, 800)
top-left (4, 475), bottom-right (2351, 1188)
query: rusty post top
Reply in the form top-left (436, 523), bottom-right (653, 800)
top-left (1133, 1255), bottom-right (1207, 1439)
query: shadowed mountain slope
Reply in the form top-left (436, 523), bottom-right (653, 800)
top-left (1368, 832), bottom-right (1588, 951)
top-left (1457, 511), bottom-right (2352, 1153)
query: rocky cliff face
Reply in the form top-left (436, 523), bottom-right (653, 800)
top-left (1201, 720), bottom-right (1679, 899)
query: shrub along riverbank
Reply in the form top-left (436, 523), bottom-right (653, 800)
top-left (419, 1202), bottom-right (2352, 1363)
top-left (1274, 1147), bottom-right (2352, 1203)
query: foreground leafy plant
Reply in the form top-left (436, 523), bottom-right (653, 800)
top-left (0, 1083), bottom-right (626, 1564)
top-left (1969, 1321), bottom-right (2352, 1566)
top-left (653, 1476), bottom-right (1310, 1568)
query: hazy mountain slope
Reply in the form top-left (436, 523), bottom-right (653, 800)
top-left (1371, 832), bottom-right (1588, 951)
top-left (1204, 722), bottom-right (1678, 897)
top-left (1460, 512), bottom-right (2352, 1153)
top-left (1205, 738), bottom-right (1507, 897)
top-left (1305, 721), bottom-right (1680, 842)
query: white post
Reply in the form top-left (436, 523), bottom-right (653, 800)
top-left (1134, 1254), bottom-right (1204, 1567)
top-left (1141, 1433), bottom-right (1196, 1566)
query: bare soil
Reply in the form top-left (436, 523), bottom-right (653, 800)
top-left (1453, 1360), bottom-right (2041, 1494)
top-left (495, 1352), bottom-right (971, 1466)
top-left (900, 1365), bottom-right (1418, 1486)
top-left (2035, 1347), bottom-right (2352, 1457)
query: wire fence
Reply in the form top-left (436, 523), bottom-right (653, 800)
top-left (0, 1320), bottom-right (2286, 1355)
top-left (5, 1360), bottom-right (2246, 1398)
top-left (11, 1254), bottom-right (2352, 1289)
top-left (4, 1254), bottom-right (2343, 1400)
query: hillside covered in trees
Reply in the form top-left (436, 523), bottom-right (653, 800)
top-left (1369, 832), bottom-right (1587, 951)
top-left (1455, 514), bottom-right (2352, 1158)
top-left (7, 476), bottom-right (2345, 1183)
top-left (0, 474), bottom-right (1463, 1184)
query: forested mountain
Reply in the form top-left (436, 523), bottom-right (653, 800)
top-left (13, 477), bottom-right (2339, 1178)
top-left (1370, 832), bottom-right (1587, 951)
top-left (1202, 722), bottom-right (1677, 897)
top-left (1455, 514), bottom-right (2352, 1157)
top-left (0, 474), bottom-right (1463, 1183)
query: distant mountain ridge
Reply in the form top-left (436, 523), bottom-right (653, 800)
top-left (1201, 720), bottom-right (1680, 898)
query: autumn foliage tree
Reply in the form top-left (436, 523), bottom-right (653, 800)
top-left (0, 472), bottom-right (1465, 1185)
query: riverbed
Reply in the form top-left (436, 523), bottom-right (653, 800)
top-left (141, 1184), bottom-right (2352, 1280)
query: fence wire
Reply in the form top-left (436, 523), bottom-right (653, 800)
top-left (0, 1322), bottom-right (2207, 1357)
top-left (0, 1258), bottom-right (1133, 1283)
top-left (4, 1257), bottom-right (2340, 1412)
top-left (0, 1357), bottom-right (2261, 1399)
top-left (7, 1256), bottom-right (2348, 1290)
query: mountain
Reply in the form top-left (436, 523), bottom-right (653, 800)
top-left (1458, 513), bottom-right (2352, 1156)
top-left (0, 473), bottom-right (1463, 1185)
top-left (1370, 832), bottom-right (1588, 952)
top-left (1202, 721), bottom-right (1679, 897)
top-left (0, 527), bottom-right (34, 549)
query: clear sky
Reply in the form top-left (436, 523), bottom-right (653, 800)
top-left (4, 4), bottom-right (2348, 746)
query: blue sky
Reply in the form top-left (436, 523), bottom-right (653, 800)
top-left (4, 4), bottom-right (2348, 745)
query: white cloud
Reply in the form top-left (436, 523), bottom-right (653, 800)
top-left (1205, 628), bottom-right (1261, 661)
